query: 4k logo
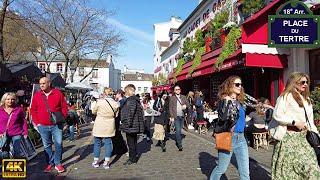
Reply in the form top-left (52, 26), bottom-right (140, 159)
top-left (2, 159), bottom-right (26, 178)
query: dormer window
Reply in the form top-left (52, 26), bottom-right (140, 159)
top-left (137, 73), bottom-right (142, 80)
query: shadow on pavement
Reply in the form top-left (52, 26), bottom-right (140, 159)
top-left (135, 138), bottom-right (152, 162)
top-left (28, 144), bottom-right (75, 172)
top-left (76, 132), bottom-right (92, 139)
top-left (76, 144), bottom-right (94, 162)
top-left (248, 158), bottom-right (271, 180)
top-left (198, 152), bottom-right (228, 180)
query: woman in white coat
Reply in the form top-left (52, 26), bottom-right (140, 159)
top-left (272, 72), bottom-right (320, 179)
top-left (91, 88), bottom-right (119, 169)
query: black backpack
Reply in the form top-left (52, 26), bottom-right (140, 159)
top-left (66, 111), bottom-right (77, 125)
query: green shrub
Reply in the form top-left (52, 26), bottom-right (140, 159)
top-left (189, 46), bottom-right (206, 74)
top-left (174, 58), bottom-right (186, 78)
top-left (209, 10), bottom-right (229, 39)
top-left (242, 0), bottom-right (265, 17)
top-left (215, 27), bottom-right (241, 68)
top-left (311, 87), bottom-right (320, 120)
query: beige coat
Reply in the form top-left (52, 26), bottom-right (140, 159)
top-left (92, 97), bottom-right (119, 137)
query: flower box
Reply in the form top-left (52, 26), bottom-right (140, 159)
top-left (205, 37), bottom-right (213, 53)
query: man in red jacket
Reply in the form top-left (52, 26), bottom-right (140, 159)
top-left (30, 77), bottom-right (68, 173)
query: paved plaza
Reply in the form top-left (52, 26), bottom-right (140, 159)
top-left (27, 123), bottom-right (272, 180)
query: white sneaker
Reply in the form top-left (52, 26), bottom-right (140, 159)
top-left (188, 125), bottom-right (195, 130)
top-left (92, 161), bottom-right (99, 168)
top-left (102, 162), bottom-right (110, 169)
top-left (125, 152), bottom-right (129, 157)
top-left (90, 121), bottom-right (95, 124)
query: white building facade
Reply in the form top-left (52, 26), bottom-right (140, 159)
top-left (120, 66), bottom-right (153, 95)
top-left (179, 0), bottom-right (238, 47)
top-left (153, 0), bottom-right (239, 79)
top-left (153, 16), bottom-right (182, 78)
top-left (36, 56), bottom-right (121, 92)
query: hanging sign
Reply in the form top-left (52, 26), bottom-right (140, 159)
top-left (268, 0), bottom-right (320, 48)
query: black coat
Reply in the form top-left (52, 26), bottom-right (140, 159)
top-left (153, 98), bottom-right (169, 125)
top-left (120, 96), bottom-right (144, 134)
top-left (212, 99), bottom-right (240, 133)
top-left (112, 98), bottom-right (128, 156)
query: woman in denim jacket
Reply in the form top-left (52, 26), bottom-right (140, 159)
top-left (210, 76), bottom-right (249, 180)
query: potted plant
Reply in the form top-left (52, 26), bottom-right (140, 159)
top-left (209, 10), bottom-right (229, 50)
top-left (205, 33), bottom-right (213, 52)
top-left (241, 0), bottom-right (265, 18)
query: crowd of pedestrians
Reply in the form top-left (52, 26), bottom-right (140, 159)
top-left (0, 71), bottom-right (319, 180)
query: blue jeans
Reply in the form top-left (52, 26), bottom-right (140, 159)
top-left (174, 116), bottom-right (184, 148)
top-left (210, 133), bottom-right (250, 180)
top-left (93, 137), bottom-right (113, 161)
top-left (9, 135), bottom-right (23, 157)
top-left (38, 124), bottom-right (63, 166)
top-left (69, 125), bottom-right (75, 140)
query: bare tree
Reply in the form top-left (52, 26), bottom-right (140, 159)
top-left (16, 0), bottom-right (122, 81)
top-left (0, 0), bottom-right (13, 62)
top-left (3, 12), bottom-right (39, 62)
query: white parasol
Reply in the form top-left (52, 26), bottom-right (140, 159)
top-left (65, 82), bottom-right (93, 90)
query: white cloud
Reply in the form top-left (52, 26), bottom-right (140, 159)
top-left (108, 18), bottom-right (153, 43)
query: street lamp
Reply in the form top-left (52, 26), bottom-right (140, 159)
top-left (70, 66), bottom-right (77, 83)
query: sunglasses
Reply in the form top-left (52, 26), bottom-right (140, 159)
top-left (234, 83), bottom-right (242, 87)
top-left (299, 81), bottom-right (308, 85)
top-left (174, 89), bottom-right (181, 91)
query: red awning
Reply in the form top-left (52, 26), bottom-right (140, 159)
top-left (171, 61), bottom-right (193, 81)
top-left (245, 53), bottom-right (287, 68)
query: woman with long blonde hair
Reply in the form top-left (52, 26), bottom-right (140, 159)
top-left (272, 72), bottom-right (320, 179)
top-left (91, 87), bottom-right (119, 169)
top-left (210, 76), bottom-right (249, 180)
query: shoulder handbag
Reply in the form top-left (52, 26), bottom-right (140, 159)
top-left (41, 94), bottom-right (65, 124)
top-left (105, 99), bottom-right (116, 118)
top-left (215, 132), bottom-right (232, 152)
top-left (176, 95), bottom-right (188, 114)
top-left (304, 106), bottom-right (320, 148)
top-left (0, 113), bottom-right (13, 150)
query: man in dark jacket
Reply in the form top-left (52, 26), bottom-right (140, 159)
top-left (120, 84), bottom-right (144, 165)
top-left (169, 85), bottom-right (190, 151)
top-left (112, 89), bottom-right (128, 156)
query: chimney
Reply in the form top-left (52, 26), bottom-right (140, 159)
top-left (124, 65), bottom-right (127, 72)
top-left (106, 54), bottom-right (112, 63)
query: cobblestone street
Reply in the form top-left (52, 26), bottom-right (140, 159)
top-left (28, 123), bottom-right (273, 180)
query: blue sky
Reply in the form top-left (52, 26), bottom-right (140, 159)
top-left (89, 0), bottom-right (199, 73)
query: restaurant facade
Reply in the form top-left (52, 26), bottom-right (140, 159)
top-left (152, 0), bottom-right (320, 105)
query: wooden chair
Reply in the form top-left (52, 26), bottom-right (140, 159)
top-left (252, 132), bottom-right (269, 150)
top-left (197, 120), bottom-right (208, 135)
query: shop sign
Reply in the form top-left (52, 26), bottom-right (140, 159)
top-left (268, 0), bottom-right (320, 48)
